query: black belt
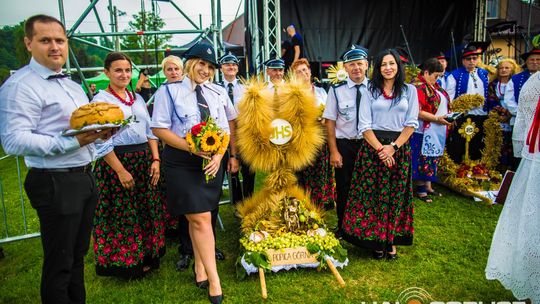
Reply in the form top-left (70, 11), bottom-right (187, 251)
top-left (114, 143), bottom-right (148, 154)
top-left (337, 138), bottom-right (363, 142)
top-left (30, 164), bottom-right (93, 173)
top-left (373, 130), bottom-right (400, 141)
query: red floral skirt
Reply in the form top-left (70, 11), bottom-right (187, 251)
top-left (342, 137), bottom-right (414, 251)
top-left (297, 143), bottom-right (337, 209)
top-left (92, 147), bottom-right (166, 279)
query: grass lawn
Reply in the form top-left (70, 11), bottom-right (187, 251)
top-left (0, 153), bottom-right (516, 303)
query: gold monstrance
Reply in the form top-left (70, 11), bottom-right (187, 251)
top-left (458, 118), bottom-right (479, 162)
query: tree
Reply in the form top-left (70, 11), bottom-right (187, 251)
top-left (121, 11), bottom-right (171, 65)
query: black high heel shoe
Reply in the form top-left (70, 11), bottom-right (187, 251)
top-left (386, 252), bottom-right (398, 261)
top-left (208, 292), bottom-right (223, 304)
top-left (372, 250), bottom-right (385, 260)
top-left (192, 264), bottom-right (209, 289)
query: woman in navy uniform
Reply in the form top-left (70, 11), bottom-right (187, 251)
top-left (151, 42), bottom-right (237, 304)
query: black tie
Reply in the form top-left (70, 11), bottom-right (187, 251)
top-left (195, 85), bottom-right (210, 121)
top-left (227, 83), bottom-right (234, 104)
top-left (355, 84), bottom-right (362, 130)
top-left (47, 73), bottom-right (69, 80)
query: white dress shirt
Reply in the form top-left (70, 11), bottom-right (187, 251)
top-left (91, 90), bottom-right (157, 158)
top-left (323, 77), bottom-right (370, 139)
top-left (0, 58), bottom-right (94, 168)
top-left (151, 77), bottom-right (238, 137)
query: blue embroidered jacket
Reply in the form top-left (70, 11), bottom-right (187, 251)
top-left (450, 67), bottom-right (489, 100)
top-left (510, 70), bottom-right (531, 104)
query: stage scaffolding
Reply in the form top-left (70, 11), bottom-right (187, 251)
top-left (57, 0), bottom-right (226, 99)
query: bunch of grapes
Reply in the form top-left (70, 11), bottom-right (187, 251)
top-left (240, 231), bottom-right (341, 254)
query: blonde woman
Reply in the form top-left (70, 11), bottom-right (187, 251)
top-left (151, 42), bottom-right (238, 304)
top-left (161, 55), bottom-right (184, 83)
top-left (486, 58), bottom-right (521, 170)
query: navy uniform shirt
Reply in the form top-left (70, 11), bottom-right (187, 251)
top-left (151, 77), bottom-right (238, 137)
top-left (322, 77), bottom-right (369, 139)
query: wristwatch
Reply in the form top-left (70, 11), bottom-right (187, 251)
top-left (390, 142), bottom-right (399, 151)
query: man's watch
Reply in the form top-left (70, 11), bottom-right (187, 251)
top-left (390, 142), bottom-right (399, 151)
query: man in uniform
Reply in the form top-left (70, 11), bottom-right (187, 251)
top-left (323, 44), bottom-right (369, 238)
top-left (218, 52), bottom-right (256, 206)
top-left (0, 14), bottom-right (112, 303)
top-left (264, 57), bottom-right (285, 93)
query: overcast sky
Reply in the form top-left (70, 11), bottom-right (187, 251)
top-left (0, 0), bottom-right (243, 45)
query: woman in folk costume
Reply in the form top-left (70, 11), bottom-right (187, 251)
top-left (92, 52), bottom-right (165, 279)
top-left (341, 49), bottom-right (419, 260)
top-left (291, 58), bottom-right (336, 210)
top-left (485, 71), bottom-right (540, 303)
top-left (410, 58), bottom-right (452, 202)
top-left (486, 58), bottom-right (521, 170)
top-left (151, 42), bottom-right (238, 304)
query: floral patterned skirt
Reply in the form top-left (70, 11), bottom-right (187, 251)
top-left (411, 132), bottom-right (440, 182)
top-left (342, 137), bottom-right (414, 251)
top-left (297, 144), bottom-right (336, 209)
top-left (92, 147), bottom-right (166, 279)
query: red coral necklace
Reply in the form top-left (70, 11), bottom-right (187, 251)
top-left (108, 85), bottom-right (135, 106)
top-left (382, 88), bottom-right (394, 100)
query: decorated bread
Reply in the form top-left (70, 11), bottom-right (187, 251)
top-left (70, 102), bottom-right (125, 130)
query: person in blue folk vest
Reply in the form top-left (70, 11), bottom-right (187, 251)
top-left (446, 43), bottom-right (490, 163)
top-left (503, 47), bottom-right (540, 128)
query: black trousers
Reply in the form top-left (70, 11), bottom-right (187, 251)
top-left (24, 170), bottom-right (97, 304)
top-left (229, 159), bottom-right (256, 205)
top-left (335, 138), bottom-right (362, 231)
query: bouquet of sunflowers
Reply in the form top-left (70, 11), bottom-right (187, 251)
top-left (186, 117), bottom-right (230, 182)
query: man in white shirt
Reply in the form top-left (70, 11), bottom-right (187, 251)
top-left (264, 58), bottom-right (285, 92)
top-left (0, 15), bottom-right (112, 303)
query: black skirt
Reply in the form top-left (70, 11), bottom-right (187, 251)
top-left (162, 145), bottom-right (224, 215)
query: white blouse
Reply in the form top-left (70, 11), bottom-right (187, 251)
top-left (358, 83), bottom-right (419, 133)
top-left (92, 90), bottom-right (156, 158)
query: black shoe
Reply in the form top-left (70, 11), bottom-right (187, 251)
top-left (215, 248), bottom-right (225, 261)
top-left (386, 252), bottom-right (398, 261)
top-left (176, 254), bottom-right (193, 271)
top-left (208, 292), bottom-right (223, 304)
top-left (192, 264), bottom-right (209, 289)
top-left (372, 250), bottom-right (385, 260)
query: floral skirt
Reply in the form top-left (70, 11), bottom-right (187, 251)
top-left (92, 147), bottom-right (166, 279)
top-left (297, 144), bottom-right (336, 210)
top-left (411, 132), bottom-right (440, 182)
top-left (342, 136), bottom-right (414, 251)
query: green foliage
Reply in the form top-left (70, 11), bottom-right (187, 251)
top-left (121, 11), bottom-right (171, 65)
top-left (0, 167), bottom-right (517, 302)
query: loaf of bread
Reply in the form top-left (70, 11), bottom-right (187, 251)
top-left (69, 102), bottom-right (125, 130)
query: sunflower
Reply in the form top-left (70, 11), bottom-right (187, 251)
top-left (200, 130), bottom-right (221, 153)
top-left (186, 132), bottom-right (196, 152)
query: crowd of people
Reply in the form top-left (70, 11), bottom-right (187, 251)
top-left (0, 13), bottom-right (539, 304)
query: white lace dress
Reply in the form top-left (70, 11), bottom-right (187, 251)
top-left (485, 71), bottom-right (540, 302)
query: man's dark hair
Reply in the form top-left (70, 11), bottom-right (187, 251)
top-left (24, 14), bottom-right (66, 39)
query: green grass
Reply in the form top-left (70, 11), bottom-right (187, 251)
top-left (0, 158), bottom-right (516, 303)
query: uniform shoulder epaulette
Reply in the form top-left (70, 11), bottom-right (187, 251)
top-left (331, 81), bottom-right (347, 89)
top-left (164, 80), bottom-right (182, 86)
top-left (204, 83), bottom-right (225, 95)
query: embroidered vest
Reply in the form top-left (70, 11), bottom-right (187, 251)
top-left (451, 67), bottom-right (488, 100)
top-left (510, 70), bottom-right (531, 104)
